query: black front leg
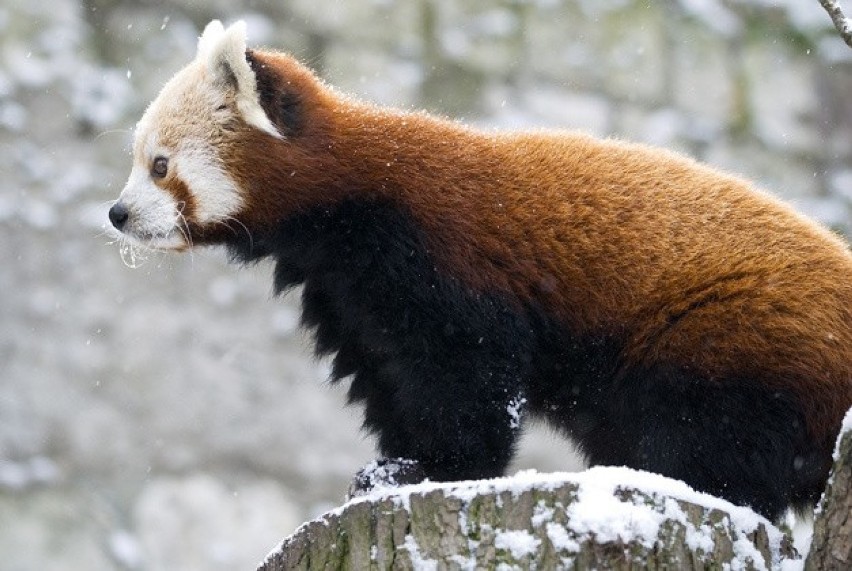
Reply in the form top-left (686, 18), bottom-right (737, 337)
top-left (351, 334), bottom-right (530, 485)
top-left (276, 198), bottom-right (535, 489)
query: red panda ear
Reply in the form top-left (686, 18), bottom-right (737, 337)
top-left (245, 51), bottom-right (303, 137)
top-left (198, 20), bottom-right (282, 139)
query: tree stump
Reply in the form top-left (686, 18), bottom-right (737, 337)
top-left (805, 410), bottom-right (852, 570)
top-left (259, 467), bottom-right (797, 570)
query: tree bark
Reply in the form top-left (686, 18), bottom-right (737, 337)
top-left (818, 0), bottom-right (852, 48)
top-left (805, 418), bottom-right (852, 570)
top-left (259, 473), bottom-right (797, 570)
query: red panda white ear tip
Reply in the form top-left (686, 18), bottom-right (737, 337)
top-left (196, 20), bottom-right (282, 140)
top-left (199, 20), bottom-right (247, 66)
top-left (197, 20), bottom-right (227, 58)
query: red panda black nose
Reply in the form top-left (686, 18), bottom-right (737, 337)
top-left (108, 202), bottom-right (129, 230)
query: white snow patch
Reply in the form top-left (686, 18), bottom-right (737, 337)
top-left (506, 395), bottom-right (526, 429)
top-left (351, 459), bottom-right (427, 511)
top-left (530, 500), bottom-right (553, 527)
top-left (732, 533), bottom-right (770, 571)
top-left (494, 529), bottom-right (540, 559)
top-left (815, 407), bottom-right (852, 517)
top-left (839, 405), bottom-right (852, 450)
top-left (449, 553), bottom-right (478, 570)
top-left (402, 534), bottom-right (438, 570)
top-left (684, 520), bottom-right (716, 554)
top-left (565, 471), bottom-right (686, 549)
top-left (546, 522), bottom-right (581, 553)
top-left (787, 513), bottom-right (813, 564)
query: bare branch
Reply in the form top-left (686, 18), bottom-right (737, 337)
top-left (820, 0), bottom-right (852, 48)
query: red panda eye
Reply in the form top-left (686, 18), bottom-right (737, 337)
top-left (151, 156), bottom-right (168, 179)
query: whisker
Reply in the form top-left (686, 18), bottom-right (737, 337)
top-left (174, 206), bottom-right (194, 246)
top-left (174, 209), bottom-right (195, 266)
top-left (220, 216), bottom-right (254, 252)
top-left (95, 128), bottom-right (132, 142)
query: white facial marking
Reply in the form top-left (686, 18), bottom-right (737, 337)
top-left (176, 139), bottom-right (242, 224)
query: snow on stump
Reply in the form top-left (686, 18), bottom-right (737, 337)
top-left (805, 408), bottom-right (852, 570)
top-left (259, 467), bottom-right (797, 570)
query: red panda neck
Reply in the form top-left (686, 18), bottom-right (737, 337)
top-left (329, 102), bottom-right (532, 293)
top-left (329, 102), bottom-right (502, 204)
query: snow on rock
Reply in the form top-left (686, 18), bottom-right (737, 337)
top-left (401, 534), bottom-right (439, 570)
top-left (822, 406), bottom-right (852, 495)
top-left (818, 405), bottom-right (852, 517)
top-left (268, 466), bottom-right (792, 570)
top-left (839, 405), bottom-right (852, 451)
top-left (545, 521), bottom-right (581, 553)
top-left (494, 529), bottom-right (541, 559)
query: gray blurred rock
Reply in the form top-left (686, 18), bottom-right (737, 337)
top-left (134, 474), bottom-right (299, 571)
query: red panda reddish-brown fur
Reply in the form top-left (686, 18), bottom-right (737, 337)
top-left (184, 49), bottom-right (850, 519)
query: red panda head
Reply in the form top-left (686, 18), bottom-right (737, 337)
top-left (108, 20), bottom-right (341, 252)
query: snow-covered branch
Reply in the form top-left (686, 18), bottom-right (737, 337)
top-left (820, 0), bottom-right (852, 48)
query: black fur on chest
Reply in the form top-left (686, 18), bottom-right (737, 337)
top-left (236, 198), bottom-right (531, 377)
top-left (226, 198), bottom-right (537, 480)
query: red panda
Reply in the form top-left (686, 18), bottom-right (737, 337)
top-left (109, 21), bottom-right (852, 520)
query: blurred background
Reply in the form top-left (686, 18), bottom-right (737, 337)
top-left (1, 0), bottom-right (850, 569)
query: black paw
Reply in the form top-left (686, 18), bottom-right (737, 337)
top-left (346, 458), bottom-right (427, 500)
